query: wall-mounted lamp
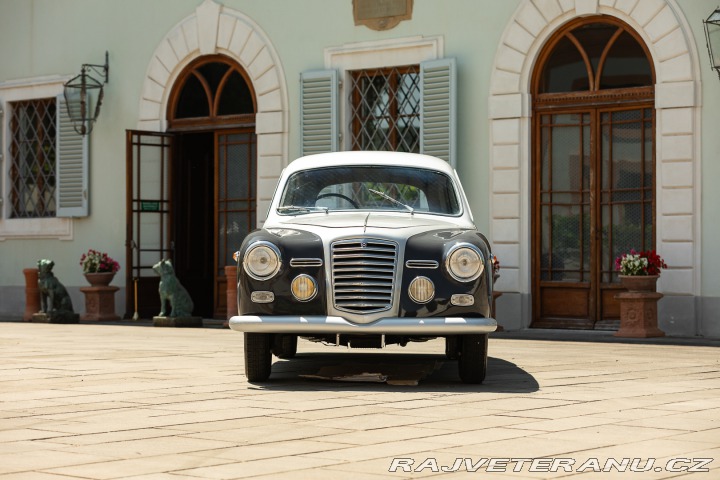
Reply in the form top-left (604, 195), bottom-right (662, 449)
top-left (63, 51), bottom-right (109, 135)
top-left (704, 7), bottom-right (720, 80)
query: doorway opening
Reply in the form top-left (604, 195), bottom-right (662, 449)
top-left (173, 132), bottom-right (214, 318)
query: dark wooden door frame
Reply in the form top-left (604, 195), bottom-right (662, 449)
top-left (125, 130), bottom-right (174, 319)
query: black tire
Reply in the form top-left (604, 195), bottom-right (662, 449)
top-left (445, 336), bottom-right (460, 360)
top-left (458, 334), bottom-right (488, 384)
top-left (244, 333), bottom-right (272, 382)
top-left (272, 334), bottom-right (298, 359)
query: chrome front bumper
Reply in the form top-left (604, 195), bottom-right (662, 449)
top-left (228, 315), bottom-right (497, 335)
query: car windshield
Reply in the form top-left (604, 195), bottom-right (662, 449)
top-left (278, 165), bottom-right (461, 215)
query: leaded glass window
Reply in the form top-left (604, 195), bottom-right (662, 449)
top-left (348, 66), bottom-right (420, 152)
top-left (9, 98), bottom-right (57, 218)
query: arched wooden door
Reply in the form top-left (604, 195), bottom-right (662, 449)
top-left (126, 55), bottom-right (256, 319)
top-left (531, 18), bottom-right (656, 329)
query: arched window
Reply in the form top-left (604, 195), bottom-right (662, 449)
top-left (534, 18), bottom-right (654, 107)
top-left (168, 55), bottom-right (256, 130)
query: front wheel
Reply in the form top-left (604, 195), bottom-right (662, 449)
top-left (272, 334), bottom-right (298, 359)
top-left (445, 336), bottom-right (460, 360)
top-left (244, 333), bottom-right (272, 382)
top-left (458, 334), bottom-right (488, 384)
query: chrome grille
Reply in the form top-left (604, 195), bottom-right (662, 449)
top-left (332, 239), bottom-right (397, 314)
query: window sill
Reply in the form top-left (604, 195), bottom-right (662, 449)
top-left (0, 217), bottom-right (73, 241)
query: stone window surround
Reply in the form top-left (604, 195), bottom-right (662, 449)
top-left (324, 35), bottom-right (443, 151)
top-left (0, 76), bottom-right (73, 241)
top-left (489, 0), bottom-right (701, 306)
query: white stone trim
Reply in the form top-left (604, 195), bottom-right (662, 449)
top-left (0, 77), bottom-right (73, 240)
top-left (488, 0), bottom-right (702, 308)
top-left (136, 0), bottom-right (289, 227)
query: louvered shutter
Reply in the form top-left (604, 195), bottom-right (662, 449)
top-left (300, 70), bottom-right (338, 155)
top-left (56, 95), bottom-right (89, 217)
top-left (420, 58), bottom-right (456, 167)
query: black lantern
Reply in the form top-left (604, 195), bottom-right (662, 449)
top-left (63, 51), bottom-right (109, 135)
top-left (704, 7), bottom-right (720, 80)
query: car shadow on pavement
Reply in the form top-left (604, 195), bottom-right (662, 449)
top-left (250, 352), bottom-right (539, 393)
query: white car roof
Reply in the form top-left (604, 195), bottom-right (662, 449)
top-left (284, 151), bottom-right (456, 175)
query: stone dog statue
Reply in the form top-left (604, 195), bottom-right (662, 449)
top-left (152, 259), bottom-right (194, 317)
top-left (37, 259), bottom-right (76, 318)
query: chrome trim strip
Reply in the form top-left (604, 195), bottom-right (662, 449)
top-left (289, 258), bottom-right (323, 267)
top-left (229, 315), bottom-right (497, 334)
top-left (405, 260), bottom-right (439, 269)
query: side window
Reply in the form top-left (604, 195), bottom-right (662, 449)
top-left (8, 98), bottom-right (57, 218)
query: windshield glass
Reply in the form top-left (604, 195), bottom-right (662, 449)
top-left (278, 166), bottom-right (461, 215)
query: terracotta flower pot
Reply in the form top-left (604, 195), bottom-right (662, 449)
top-left (23, 268), bottom-right (40, 321)
top-left (84, 272), bottom-right (116, 287)
top-left (615, 275), bottom-right (664, 338)
top-left (618, 275), bottom-right (658, 292)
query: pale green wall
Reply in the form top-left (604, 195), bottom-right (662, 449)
top-left (677, 0), bottom-right (720, 298)
top-left (1, 0), bottom-right (718, 302)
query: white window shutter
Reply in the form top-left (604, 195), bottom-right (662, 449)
top-left (56, 95), bottom-right (89, 217)
top-left (300, 69), bottom-right (339, 155)
top-left (420, 58), bottom-right (456, 167)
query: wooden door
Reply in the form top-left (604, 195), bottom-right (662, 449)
top-left (532, 106), bottom-right (654, 329)
top-left (531, 17), bottom-right (656, 329)
top-left (534, 111), bottom-right (593, 328)
top-left (214, 130), bottom-right (256, 318)
top-left (125, 130), bottom-right (173, 319)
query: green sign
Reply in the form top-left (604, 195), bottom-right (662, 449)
top-left (140, 201), bottom-right (160, 212)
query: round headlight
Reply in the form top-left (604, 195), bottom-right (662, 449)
top-left (243, 242), bottom-right (281, 280)
top-left (291, 274), bottom-right (317, 302)
top-left (409, 276), bottom-right (435, 304)
top-left (446, 244), bottom-right (484, 282)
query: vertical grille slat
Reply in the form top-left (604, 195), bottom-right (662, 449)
top-left (332, 239), bottom-right (397, 314)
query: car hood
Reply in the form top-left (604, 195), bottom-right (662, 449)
top-left (268, 212), bottom-right (474, 237)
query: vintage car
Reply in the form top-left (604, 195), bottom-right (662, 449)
top-left (229, 151), bottom-right (497, 383)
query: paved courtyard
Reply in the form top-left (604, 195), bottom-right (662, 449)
top-left (0, 322), bottom-right (718, 479)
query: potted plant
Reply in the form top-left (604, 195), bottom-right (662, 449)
top-left (80, 249), bottom-right (120, 286)
top-left (614, 249), bottom-right (667, 337)
top-left (615, 249), bottom-right (667, 291)
top-left (79, 249), bottom-right (121, 321)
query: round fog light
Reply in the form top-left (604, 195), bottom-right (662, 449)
top-left (409, 276), bottom-right (435, 304)
top-left (291, 274), bottom-right (317, 301)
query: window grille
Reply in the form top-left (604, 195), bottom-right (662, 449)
top-left (348, 66), bottom-right (420, 152)
top-left (9, 98), bottom-right (57, 218)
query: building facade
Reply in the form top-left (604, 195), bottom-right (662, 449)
top-left (0, 0), bottom-right (717, 337)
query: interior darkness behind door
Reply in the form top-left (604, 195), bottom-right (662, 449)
top-left (173, 132), bottom-right (214, 318)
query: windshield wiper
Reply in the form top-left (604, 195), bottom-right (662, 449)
top-left (277, 205), bottom-right (329, 214)
top-left (368, 188), bottom-right (414, 214)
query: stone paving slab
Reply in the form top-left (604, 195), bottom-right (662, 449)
top-left (0, 322), bottom-right (718, 479)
